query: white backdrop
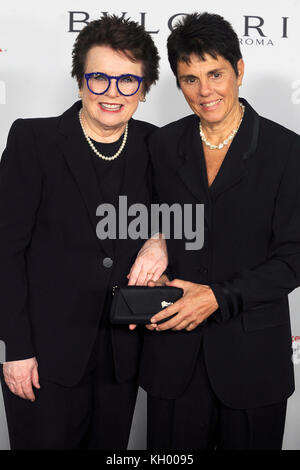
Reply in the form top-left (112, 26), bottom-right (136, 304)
top-left (0, 0), bottom-right (300, 450)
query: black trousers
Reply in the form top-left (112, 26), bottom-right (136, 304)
top-left (0, 323), bottom-right (138, 450)
top-left (147, 347), bottom-right (287, 450)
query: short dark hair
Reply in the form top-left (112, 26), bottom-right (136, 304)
top-left (71, 14), bottom-right (160, 95)
top-left (167, 12), bottom-right (242, 87)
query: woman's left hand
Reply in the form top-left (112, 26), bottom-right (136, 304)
top-left (127, 234), bottom-right (168, 331)
top-left (127, 234), bottom-right (168, 286)
top-left (149, 279), bottom-right (219, 331)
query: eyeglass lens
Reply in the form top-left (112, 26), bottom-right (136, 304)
top-left (88, 74), bottom-right (140, 95)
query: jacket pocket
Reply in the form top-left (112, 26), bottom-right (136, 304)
top-left (242, 300), bottom-right (290, 332)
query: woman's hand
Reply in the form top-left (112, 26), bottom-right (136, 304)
top-left (127, 234), bottom-right (168, 286)
top-left (127, 234), bottom-right (168, 330)
top-left (3, 357), bottom-right (40, 401)
top-left (149, 279), bottom-right (219, 331)
top-left (145, 275), bottom-right (170, 331)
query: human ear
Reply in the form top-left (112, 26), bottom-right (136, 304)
top-left (237, 59), bottom-right (245, 86)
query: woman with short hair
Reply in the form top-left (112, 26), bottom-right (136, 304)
top-left (141, 12), bottom-right (300, 450)
top-left (0, 15), bottom-right (166, 449)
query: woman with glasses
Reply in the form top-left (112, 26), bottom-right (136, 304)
top-left (0, 15), bottom-right (166, 449)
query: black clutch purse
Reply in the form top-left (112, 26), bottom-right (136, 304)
top-left (110, 286), bottom-right (183, 325)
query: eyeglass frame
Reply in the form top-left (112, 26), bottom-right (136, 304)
top-left (84, 72), bottom-right (144, 97)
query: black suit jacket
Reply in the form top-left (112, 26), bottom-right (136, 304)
top-left (139, 98), bottom-right (300, 409)
top-left (0, 101), bottom-right (155, 386)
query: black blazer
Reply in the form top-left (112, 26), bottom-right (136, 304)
top-left (139, 98), bottom-right (300, 409)
top-left (0, 101), bottom-right (155, 386)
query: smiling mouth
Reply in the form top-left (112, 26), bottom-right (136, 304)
top-left (99, 102), bottom-right (124, 112)
top-left (200, 99), bottom-right (222, 108)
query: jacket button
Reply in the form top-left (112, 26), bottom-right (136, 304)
top-left (103, 257), bottom-right (113, 268)
top-left (199, 266), bottom-right (208, 273)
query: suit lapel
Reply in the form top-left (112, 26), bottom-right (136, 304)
top-left (120, 119), bottom-right (149, 205)
top-left (209, 99), bottom-right (260, 201)
top-left (175, 114), bottom-right (208, 203)
top-left (114, 119), bottom-right (150, 257)
top-left (58, 101), bottom-right (114, 258)
top-left (175, 99), bottom-right (260, 203)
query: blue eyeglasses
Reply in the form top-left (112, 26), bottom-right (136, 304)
top-left (84, 72), bottom-right (144, 96)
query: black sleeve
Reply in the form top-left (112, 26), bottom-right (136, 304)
top-left (0, 119), bottom-right (42, 361)
top-left (211, 136), bottom-right (300, 322)
top-left (145, 129), bottom-right (160, 238)
top-left (148, 131), bottom-right (175, 280)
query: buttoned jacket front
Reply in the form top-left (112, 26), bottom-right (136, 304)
top-left (140, 99), bottom-right (300, 409)
top-left (0, 101), bottom-right (155, 386)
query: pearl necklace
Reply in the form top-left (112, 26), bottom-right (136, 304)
top-left (199, 103), bottom-right (245, 150)
top-left (79, 109), bottom-right (128, 161)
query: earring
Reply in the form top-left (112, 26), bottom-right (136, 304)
top-left (140, 97), bottom-right (146, 102)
